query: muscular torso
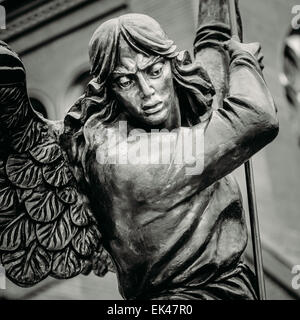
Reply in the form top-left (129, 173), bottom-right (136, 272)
top-left (84, 120), bottom-right (247, 299)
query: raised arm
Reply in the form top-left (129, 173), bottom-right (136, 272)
top-left (194, 0), bottom-right (243, 106)
top-left (168, 40), bottom-right (278, 193)
top-left (165, 0), bottom-right (278, 191)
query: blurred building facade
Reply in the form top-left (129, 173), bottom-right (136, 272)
top-left (0, 0), bottom-right (300, 300)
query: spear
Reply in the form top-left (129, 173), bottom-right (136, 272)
top-left (228, 0), bottom-right (267, 300)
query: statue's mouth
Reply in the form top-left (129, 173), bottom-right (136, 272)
top-left (143, 102), bottom-right (163, 115)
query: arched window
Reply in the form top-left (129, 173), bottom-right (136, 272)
top-left (30, 97), bottom-right (48, 119)
top-left (281, 28), bottom-right (300, 146)
top-left (282, 29), bottom-right (300, 109)
top-left (62, 69), bottom-right (91, 118)
top-left (73, 70), bottom-right (91, 91)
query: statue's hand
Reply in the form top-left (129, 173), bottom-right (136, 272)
top-left (224, 39), bottom-right (264, 70)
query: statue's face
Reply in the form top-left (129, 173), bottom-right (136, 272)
top-left (110, 39), bottom-right (177, 127)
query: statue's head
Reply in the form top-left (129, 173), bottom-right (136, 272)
top-left (64, 13), bottom-right (215, 145)
top-left (110, 37), bottom-right (176, 127)
top-left (89, 14), bottom-right (179, 127)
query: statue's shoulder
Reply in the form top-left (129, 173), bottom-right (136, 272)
top-left (83, 115), bottom-right (118, 145)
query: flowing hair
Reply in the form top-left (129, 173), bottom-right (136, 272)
top-left (62, 13), bottom-right (215, 177)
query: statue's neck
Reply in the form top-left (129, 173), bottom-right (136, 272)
top-left (163, 93), bottom-right (181, 131)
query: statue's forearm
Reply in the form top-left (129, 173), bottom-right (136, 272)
top-left (226, 51), bottom-right (277, 123)
top-left (194, 0), bottom-right (243, 106)
top-left (196, 0), bottom-right (242, 40)
top-left (197, 0), bottom-right (229, 26)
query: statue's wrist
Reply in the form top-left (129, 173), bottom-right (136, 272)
top-left (194, 22), bottom-right (231, 54)
top-left (229, 50), bottom-right (262, 74)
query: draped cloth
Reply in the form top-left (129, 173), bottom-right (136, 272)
top-left (145, 263), bottom-right (258, 300)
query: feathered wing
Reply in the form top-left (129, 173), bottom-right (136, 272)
top-left (0, 41), bottom-right (114, 287)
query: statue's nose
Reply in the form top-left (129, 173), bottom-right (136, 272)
top-left (137, 74), bottom-right (155, 99)
top-left (0, 43), bottom-right (25, 85)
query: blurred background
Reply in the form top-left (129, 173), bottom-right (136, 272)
top-left (0, 0), bottom-right (300, 300)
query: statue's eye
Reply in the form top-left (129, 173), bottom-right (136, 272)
top-left (117, 76), bottom-right (133, 88)
top-left (149, 62), bottom-right (164, 78)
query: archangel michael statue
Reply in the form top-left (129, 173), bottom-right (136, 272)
top-left (0, 0), bottom-right (278, 300)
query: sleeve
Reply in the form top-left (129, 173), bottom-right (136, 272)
top-left (193, 1), bottom-right (242, 108)
top-left (171, 49), bottom-right (279, 192)
top-left (194, 22), bottom-right (232, 53)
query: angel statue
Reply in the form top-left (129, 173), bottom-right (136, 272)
top-left (0, 0), bottom-right (278, 300)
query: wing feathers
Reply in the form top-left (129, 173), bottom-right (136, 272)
top-left (36, 210), bottom-right (76, 251)
top-left (51, 246), bottom-right (87, 279)
top-left (1, 243), bottom-right (52, 287)
top-left (30, 139), bottom-right (62, 164)
top-left (0, 41), bottom-right (113, 287)
top-left (70, 201), bottom-right (92, 227)
top-left (25, 189), bottom-right (65, 222)
top-left (42, 160), bottom-right (73, 187)
top-left (6, 153), bottom-right (43, 189)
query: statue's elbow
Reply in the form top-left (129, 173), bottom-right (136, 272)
top-left (261, 111), bottom-right (279, 144)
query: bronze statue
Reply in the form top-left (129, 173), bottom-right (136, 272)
top-left (0, 1), bottom-right (278, 300)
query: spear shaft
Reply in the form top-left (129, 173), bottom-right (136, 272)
top-left (227, 0), bottom-right (267, 300)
